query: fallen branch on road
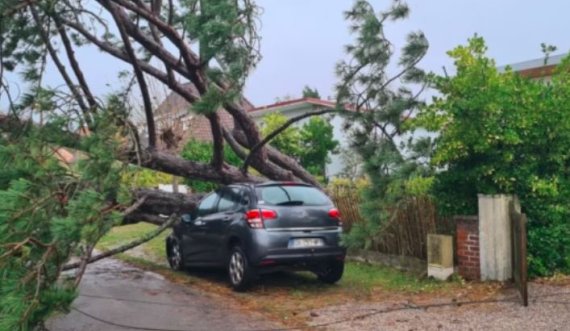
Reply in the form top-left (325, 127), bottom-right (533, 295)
top-left (62, 214), bottom-right (177, 271)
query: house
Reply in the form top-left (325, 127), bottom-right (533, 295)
top-left (499, 53), bottom-right (568, 80)
top-left (144, 83), bottom-right (255, 153)
top-left (152, 92), bottom-right (353, 178)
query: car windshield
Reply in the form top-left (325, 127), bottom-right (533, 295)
top-left (255, 185), bottom-right (331, 206)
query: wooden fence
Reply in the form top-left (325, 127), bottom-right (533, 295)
top-left (328, 187), bottom-right (453, 260)
top-left (327, 186), bottom-right (364, 231)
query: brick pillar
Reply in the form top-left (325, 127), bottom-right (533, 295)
top-left (455, 216), bottom-right (480, 280)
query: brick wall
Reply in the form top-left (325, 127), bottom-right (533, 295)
top-left (455, 216), bottom-right (480, 280)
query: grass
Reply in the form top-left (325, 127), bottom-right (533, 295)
top-left (95, 223), bottom-right (461, 326)
top-left (97, 222), bottom-right (169, 265)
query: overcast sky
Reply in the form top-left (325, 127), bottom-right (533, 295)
top-left (2, 1), bottom-right (569, 109)
top-left (246, 0), bottom-right (570, 105)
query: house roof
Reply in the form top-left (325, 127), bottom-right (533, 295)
top-left (498, 53), bottom-right (567, 78)
top-left (251, 97), bottom-right (337, 112)
top-left (250, 97), bottom-right (344, 119)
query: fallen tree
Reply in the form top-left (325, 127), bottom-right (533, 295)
top-left (0, 1), bottom-right (425, 329)
top-left (1, 0), bottom-right (327, 226)
top-left (0, 1), bottom-right (330, 327)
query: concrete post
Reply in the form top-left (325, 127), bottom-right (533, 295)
top-left (477, 194), bottom-right (519, 281)
top-left (427, 234), bottom-right (454, 280)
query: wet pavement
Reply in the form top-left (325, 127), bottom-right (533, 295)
top-left (47, 258), bottom-right (281, 331)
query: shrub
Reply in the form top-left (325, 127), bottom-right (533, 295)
top-left (415, 36), bottom-right (570, 276)
top-left (180, 139), bottom-right (242, 192)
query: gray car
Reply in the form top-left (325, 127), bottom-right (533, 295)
top-left (166, 181), bottom-right (346, 291)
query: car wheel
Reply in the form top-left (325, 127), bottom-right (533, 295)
top-left (167, 236), bottom-right (185, 271)
top-left (227, 246), bottom-right (254, 291)
top-left (317, 261), bottom-right (344, 284)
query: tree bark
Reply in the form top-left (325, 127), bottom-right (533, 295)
top-left (130, 188), bottom-right (202, 216)
top-left (62, 214), bottom-right (177, 271)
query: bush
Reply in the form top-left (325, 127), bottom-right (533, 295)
top-left (180, 139), bottom-right (242, 192)
top-left (261, 113), bottom-right (339, 179)
top-left (415, 36), bottom-right (570, 276)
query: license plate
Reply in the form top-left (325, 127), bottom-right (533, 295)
top-left (289, 238), bottom-right (324, 248)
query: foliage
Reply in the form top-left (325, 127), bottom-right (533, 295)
top-left (299, 117), bottom-right (339, 177)
top-left (118, 167), bottom-right (179, 203)
top-left (121, 167), bottom-right (175, 189)
top-left (302, 86), bottom-right (321, 98)
top-left (0, 0), bottom-right (317, 328)
top-left (260, 113), bottom-right (302, 157)
top-left (261, 113), bottom-right (339, 178)
top-left (180, 139), bottom-right (242, 192)
top-left (415, 36), bottom-right (570, 276)
top-left (120, 167), bottom-right (176, 189)
top-left (335, 0), bottom-right (431, 249)
top-left (0, 113), bottom-right (125, 330)
top-left (327, 177), bottom-right (370, 193)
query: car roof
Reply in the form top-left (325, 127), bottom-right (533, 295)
top-left (229, 181), bottom-right (313, 189)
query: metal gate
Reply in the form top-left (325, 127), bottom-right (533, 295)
top-left (510, 204), bottom-right (528, 306)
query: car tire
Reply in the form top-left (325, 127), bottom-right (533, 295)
top-left (227, 246), bottom-right (254, 291)
top-left (317, 261), bottom-right (344, 284)
top-left (166, 236), bottom-right (185, 271)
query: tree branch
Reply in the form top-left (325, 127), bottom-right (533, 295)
top-left (60, 17), bottom-right (200, 104)
top-left (107, 0), bottom-right (157, 148)
top-left (109, 0), bottom-right (205, 92)
top-left (53, 14), bottom-right (98, 112)
top-left (232, 129), bottom-right (320, 187)
top-left (62, 214), bottom-right (177, 271)
top-left (222, 127), bottom-right (248, 160)
top-left (207, 113), bottom-right (224, 169)
top-left (241, 109), bottom-right (335, 174)
top-left (137, 149), bottom-right (261, 184)
top-left (29, 7), bottom-right (90, 119)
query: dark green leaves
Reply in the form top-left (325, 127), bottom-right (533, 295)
top-left (416, 36), bottom-right (570, 276)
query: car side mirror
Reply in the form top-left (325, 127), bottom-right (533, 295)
top-left (181, 213), bottom-right (193, 223)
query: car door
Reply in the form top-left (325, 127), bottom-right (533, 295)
top-left (203, 187), bottom-right (244, 262)
top-left (180, 191), bottom-right (220, 263)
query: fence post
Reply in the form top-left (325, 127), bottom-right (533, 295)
top-left (478, 194), bottom-right (519, 281)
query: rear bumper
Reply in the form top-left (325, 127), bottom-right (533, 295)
top-left (255, 247), bottom-right (346, 273)
top-left (262, 247), bottom-right (346, 263)
top-left (243, 226), bottom-right (345, 271)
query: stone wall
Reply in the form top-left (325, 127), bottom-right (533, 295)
top-left (455, 216), bottom-right (480, 280)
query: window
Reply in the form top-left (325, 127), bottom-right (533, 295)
top-left (217, 188), bottom-right (242, 212)
top-left (256, 185), bottom-right (331, 206)
top-left (197, 192), bottom-right (219, 216)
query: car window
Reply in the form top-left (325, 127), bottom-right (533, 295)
top-left (197, 192), bottom-right (219, 216)
top-left (256, 185), bottom-right (331, 206)
top-left (217, 188), bottom-right (242, 212)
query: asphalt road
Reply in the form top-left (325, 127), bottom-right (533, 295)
top-left (47, 258), bottom-right (281, 331)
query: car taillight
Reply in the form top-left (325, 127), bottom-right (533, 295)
top-left (245, 209), bottom-right (277, 229)
top-left (328, 208), bottom-right (341, 219)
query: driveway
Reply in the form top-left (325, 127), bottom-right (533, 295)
top-left (307, 282), bottom-right (570, 330)
top-left (48, 256), bottom-right (570, 331)
top-left (47, 258), bottom-right (282, 331)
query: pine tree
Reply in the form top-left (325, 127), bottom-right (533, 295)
top-left (0, 110), bottom-right (126, 330)
top-left (336, 0), bottom-right (431, 248)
